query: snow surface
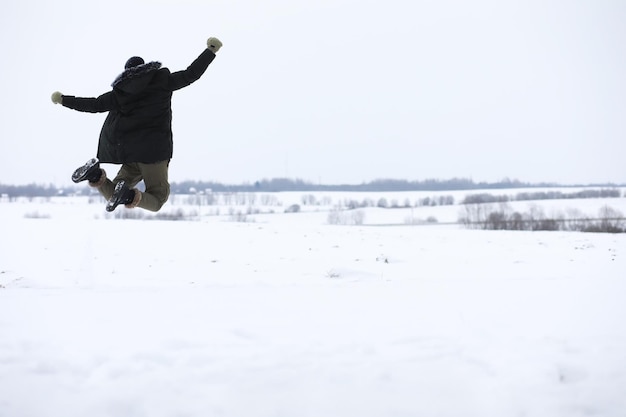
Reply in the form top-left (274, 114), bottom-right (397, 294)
top-left (1, 192), bottom-right (625, 417)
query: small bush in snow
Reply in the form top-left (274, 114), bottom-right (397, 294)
top-left (327, 207), bottom-right (365, 225)
top-left (153, 209), bottom-right (196, 221)
top-left (228, 210), bottom-right (255, 223)
top-left (23, 211), bottom-right (51, 219)
top-left (326, 270), bottom-right (341, 278)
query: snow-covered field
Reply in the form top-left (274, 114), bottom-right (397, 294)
top-left (1, 190), bottom-right (625, 417)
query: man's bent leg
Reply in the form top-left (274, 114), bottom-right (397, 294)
top-left (137, 160), bottom-right (170, 212)
top-left (84, 167), bottom-right (114, 200)
top-left (95, 164), bottom-right (142, 201)
top-left (95, 176), bottom-right (115, 200)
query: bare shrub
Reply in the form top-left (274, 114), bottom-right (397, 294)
top-left (110, 209), bottom-right (146, 220)
top-left (301, 194), bottom-right (317, 205)
top-left (261, 194), bottom-right (279, 206)
top-left (228, 210), bottom-right (254, 223)
top-left (533, 218), bottom-right (560, 231)
top-left (327, 207), bottom-right (365, 225)
top-left (23, 211), bottom-right (51, 219)
top-left (584, 206), bottom-right (626, 233)
top-left (153, 209), bottom-right (196, 221)
top-left (404, 215), bottom-right (438, 225)
top-left (327, 207), bottom-right (342, 225)
top-left (351, 210), bottom-right (365, 225)
top-left (459, 204), bottom-right (493, 229)
top-left (462, 193), bottom-right (509, 205)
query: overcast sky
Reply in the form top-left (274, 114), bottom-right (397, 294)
top-left (1, 0), bottom-right (625, 186)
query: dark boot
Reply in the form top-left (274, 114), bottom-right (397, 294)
top-left (72, 158), bottom-right (102, 184)
top-left (106, 181), bottom-right (138, 212)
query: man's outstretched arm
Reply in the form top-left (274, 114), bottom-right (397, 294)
top-left (168, 37), bottom-right (222, 91)
top-left (51, 91), bottom-right (116, 113)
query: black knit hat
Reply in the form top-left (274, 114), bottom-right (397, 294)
top-left (125, 56), bottom-right (145, 69)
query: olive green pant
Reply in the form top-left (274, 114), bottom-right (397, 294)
top-left (98, 160), bottom-right (170, 212)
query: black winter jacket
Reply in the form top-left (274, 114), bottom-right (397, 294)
top-left (62, 48), bottom-right (216, 164)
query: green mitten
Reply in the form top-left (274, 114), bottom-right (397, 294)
top-left (51, 91), bottom-right (63, 105)
top-left (207, 37), bottom-right (223, 53)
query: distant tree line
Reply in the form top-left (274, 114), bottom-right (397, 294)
top-left (170, 177), bottom-right (626, 194)
top-left (0, 184), bottom-right (63, 198)
top-left (462, 189), bottom-right (623, 205)
top-left (460, 204), bottom-right (626, 233)
top-left (1, 178), bottom-right (625, 198)
top-left (172, 177), bottom-right (542, 193)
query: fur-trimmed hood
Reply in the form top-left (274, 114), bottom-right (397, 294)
top-left (111, 61), bottom-right (162, 92)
